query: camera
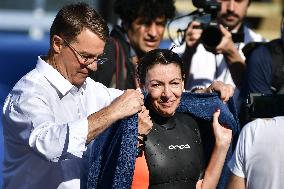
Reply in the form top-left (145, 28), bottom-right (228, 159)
top-left (241, 93), bottom-right (284, 124)
top-left (167, 0), bottom-right (245, 49)
top-left (192, 0), bottom-right (222, 50)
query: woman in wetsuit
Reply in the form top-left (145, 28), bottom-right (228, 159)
top-left (132, 49), bottom-right (233, 189)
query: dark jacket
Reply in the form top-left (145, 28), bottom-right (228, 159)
top-left (91, 26), bottom-right (136, 89)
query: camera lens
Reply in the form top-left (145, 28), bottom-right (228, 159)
top-left (201, 26), bottom-right (222, 49)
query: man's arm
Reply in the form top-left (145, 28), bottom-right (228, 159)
top-left (87, 89), bottom-right (144, 143)
top-left (215, 25), bottom-right (246, 88)
top-left (226, 173), bottom-right (246, 189)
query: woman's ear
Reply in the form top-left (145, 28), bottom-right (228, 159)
top-left (141, 86), bottom-right (148, 97)
top-left (138, 81), bottom-right (143, 90)
top-left (52, 35), bottom-right (63, 54)
top-left (181, 80), bottom-right (185, 92)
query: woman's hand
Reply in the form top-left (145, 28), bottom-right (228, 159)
top-left (212, 109), bottom-right (232, 148)
top-left (195, 109), bottom-right (232, 189)
top-left (138, 106), bottom-right (153, 135)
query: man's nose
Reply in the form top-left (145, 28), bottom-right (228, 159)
top-left (147, 23), bottom-right (158, 38)
top-left (86, 61), bottom-right (97, 71)
top-left (227, 0), bottom-right (235, 12)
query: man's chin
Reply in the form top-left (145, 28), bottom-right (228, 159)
top-left (73, 79), bottom-right (86, 87)
top-left (143, 45), bottom-right (159, 53)
top-left (222, 19), bottom-right (240, 30)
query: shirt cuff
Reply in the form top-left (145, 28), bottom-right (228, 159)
top-left (67, 118), bottom-right (88, 157)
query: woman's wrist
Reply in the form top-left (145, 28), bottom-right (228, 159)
top-left (215, 139), bottom-right (231, 150)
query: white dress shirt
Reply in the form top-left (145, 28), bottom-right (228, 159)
top-left (2, 56), bottom-right (123, 189)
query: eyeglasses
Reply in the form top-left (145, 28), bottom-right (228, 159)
top-left (63, 39), bottom-right (107, 66)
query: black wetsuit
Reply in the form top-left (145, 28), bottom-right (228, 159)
top-left (144, 103), bottom-right (207, 189)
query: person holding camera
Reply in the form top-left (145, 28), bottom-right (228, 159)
top-left (173, 0), bottom-right (265, 102)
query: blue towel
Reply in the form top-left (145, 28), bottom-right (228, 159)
top-left (87, 92), bottom-right (240, 189)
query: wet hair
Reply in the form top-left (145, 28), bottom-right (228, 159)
top-left (49, 2), bottom-right (109, 44)
top-left (137, 49), bottom-right (185, 85)
top-left (114, 0), bottom-right (176, 27)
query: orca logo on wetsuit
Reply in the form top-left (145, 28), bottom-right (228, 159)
top-left (168, 144), bottom-right (191, 150)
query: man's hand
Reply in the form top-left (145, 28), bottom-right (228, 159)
top-left (138, 106), bottom-right (153, 135)
top-left (185, 21), bottom-right (203, 48)
top-left (86, 89), bottom-right (144, 143)
top-left (206, 81), bottom-right (234, 102)
top-left (215, 25), bottom-right (245, 65)
top-left (110, 89), bottom-right (144, 120)
top-left (215, 25), bottom-right (246, 87)
top-left (214, 24), bottom-right (235, 54)
top-left (195, 81), bottom-right (234, 102)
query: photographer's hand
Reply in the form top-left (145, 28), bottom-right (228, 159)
top-left (215, 25), bottom-right (246, 87)
top-left (215, 25), bottom-right (235, 54)
top-left (215, 25), bottom-right (244, 62)
top-left (185, 21), bottom-right (203, 48)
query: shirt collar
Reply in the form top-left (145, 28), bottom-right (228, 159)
top-left (36, 56), bottom-right (86, 96)
top-left (124, 33), bottom-right (137, 57)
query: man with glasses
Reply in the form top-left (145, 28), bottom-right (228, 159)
top-left (2, 3), bottom-right (152, 189)
top-left (63, 38), bottom-right (108, 68)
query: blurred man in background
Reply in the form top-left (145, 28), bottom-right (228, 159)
top-left (91, 0), bottom-right (176, 89)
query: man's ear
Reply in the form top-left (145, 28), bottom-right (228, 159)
top-left (52, 35), bottom-right (63, 54)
